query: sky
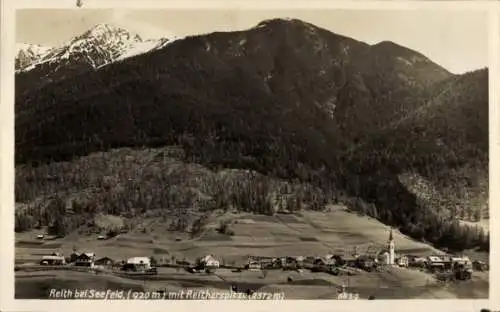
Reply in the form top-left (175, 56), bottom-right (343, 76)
top-left (16, 9), bottom-right (488, 74)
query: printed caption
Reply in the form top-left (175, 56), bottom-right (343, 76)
top-left (48, 288), bottom-right (285, 300)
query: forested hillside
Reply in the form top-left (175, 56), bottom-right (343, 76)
top-left (14, 18), bottom-right (489, 253)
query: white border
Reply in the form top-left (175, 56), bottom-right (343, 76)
top-left (488, 6), bottom-right (499, 312)
top-left (1, 1), bottom-right (499, 311)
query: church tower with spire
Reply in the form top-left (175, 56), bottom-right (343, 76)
top-left (388, 228), bottom-right (395, 265)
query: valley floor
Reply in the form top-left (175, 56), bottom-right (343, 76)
top-left (14, 267), bottom-right (489, 300)
top-left (14, 208), bottom-right (489, 299)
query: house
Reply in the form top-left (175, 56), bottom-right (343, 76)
top-left (313, 257), bottom-right (336, 271)
top-left (247, 259), bottom-right (261, 271)
top-left (341, 255), bottom-right (358, 267)
top-left (36, 234), bottom-right (44, 240)
top-left (473, 260), bottom-right (488, 271)
top-left (269, 257), bottom-right (282, 268)
top-left (197, 255), bottom-right (220, 271)
top-left (259, 257), bottom-right (276, 269)
top-left (409, 256), bottom-right (427, 268)
top-left (428, 255), bottom-right (443, 263)
top-left (451, 256), bottom-right (471, 266)
top-left (295, 256), bottom-right (305, 268)
top-left (427, 256), bottom-right (446, 272)
top-left (127, 257), bottom-right (151, 271)
top-left (451, 256), bottom-right (472, 271)
top-left (81, 252), bottom-right (96, 259)
top-left (355, 256), bottom-right (376, 271)
top-left (75, 252), bottom-right (96, 267)
top-left (281, 256), bottom-right (298, 269)
top-left (312, 257), bottom-right (327, 271)
top-left (396, 255), bottom-right (409, 267)
top-left (40, 255), bottom-right (66, 265)
top-left (95, 256), bottom-right (114, 266)
top-left (441, 255), bottom-right (453, 270)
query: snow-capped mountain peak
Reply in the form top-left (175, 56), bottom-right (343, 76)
top-left (15, 43), bottom-right (53, 70)
top-left (16, 23), bottom-right (181, 89)
top-left (36, 23), bottom-right (144, 69)
top-left (78, 23), bottom-right (143, 44)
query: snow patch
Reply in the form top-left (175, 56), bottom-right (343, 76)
top-left (396, 56), bottom-right (413, 67)
top-left (15, 43), bottom-right (54, 71)
top-left (114, 40), bottom-right (162, 62)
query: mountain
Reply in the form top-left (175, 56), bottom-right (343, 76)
top-left (339, 68), bottom-right (488, 246)
top-left (15, 43), bottom-right (53, 70)
top-left (108, 37), bottom-right (174, 65)
top-left (14, 18), bottom-right (488, 252)
top-left (16, 18), bottom-right (452, 162)
top-left (15, 24), bottom-right (172, 95)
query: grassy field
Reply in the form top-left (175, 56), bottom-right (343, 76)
top-left (460, 219), bottom-right (489, 233)
top-left (15, 208), bottom-right (446, 264)
top-left (15, 207), bottom-right (489, 299)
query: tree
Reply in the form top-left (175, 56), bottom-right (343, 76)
top-left (150, 256), bottom-right (158, 267)
top-left (14, 212), bottom-right (33, 232)
top-left (48, 215), bottom-right (68, 237)
top-left (473, 209), bottom-right (482, 222)
top-left (191, 216), bottom-right (207, 237)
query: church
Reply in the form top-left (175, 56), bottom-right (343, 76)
top-left (377, 228), bottom-right (396, 266)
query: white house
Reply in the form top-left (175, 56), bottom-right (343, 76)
top-left (324, 254), bottom-right (334, 260)
top-left (427, 256), bottom-right (446, 271)
top-left (199, 255), bottom-right (220, 268)
top-left (40, 255), bottom-right (66, 265)
top-left (127, 257), bottom-right (151, 270)
top-left (397, 255), bottom-right (409, 267)
top-left (295, 256), bottom-right (305, 264)
top-left (451, 256), bottom-right (471, 264)
top-left (83, 252), bottom-right (96, 259)
top-left (428, 255), bottom-right (443, 263)
top-left (451, 256), bottom-right (472, 269)
top-left (248, 259), bottom-right (261, 271)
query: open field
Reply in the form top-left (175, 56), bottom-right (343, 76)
top-left (15, 266), bottom-right (489, 299)
top-left (15, 208), bottom-right (489, 299)
top-left (460, 219), bottom-right (489, 233)
top-left (15, 208), bottom-right (446, 264)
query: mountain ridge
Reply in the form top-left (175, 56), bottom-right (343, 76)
top-left (15, 23), bottom-right (174, 95)
top-left (14, 18), bottom-right (489, 253)
top-left (15, 43), bottom-right (53, 71)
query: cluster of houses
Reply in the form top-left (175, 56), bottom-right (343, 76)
top-left (40, 251), bottom-right (95, 266)
top-left (230, 228), bottom-right (487, 279)
top-left (239, 229), bottom-right (486, 276)
top-left (39, 251), bottom-right (154, 272)
top-left (238, 252), bottom-right (481, 276)
top-left (37, 228), bottom-right (488, 280)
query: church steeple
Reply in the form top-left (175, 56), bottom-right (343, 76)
top-left (388, 227), bottom-right (395, 266)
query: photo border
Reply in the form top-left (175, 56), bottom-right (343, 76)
top-left (1, 0), bottom-right (498, 311)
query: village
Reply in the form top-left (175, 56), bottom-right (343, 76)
top-left (21, 228), bottom-right (488, 299)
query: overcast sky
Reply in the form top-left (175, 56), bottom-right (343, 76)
top-left (16, 9), bottom-right (488, 74)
